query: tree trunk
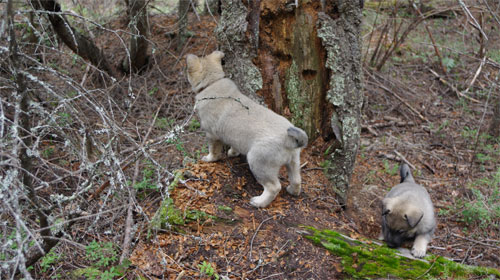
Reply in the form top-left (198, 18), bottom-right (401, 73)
top-left (177, 0), bottom-right (190, 52)
top-left (124, 0), bottom-right (149, 73)
top-left (216, 0), bottom-right (364, 205)
top-left (205, 0), bottom-right (220, 15)
top-left (489, 94), bottom-right (500, 138)
top-left (30, 0), bottom-right (117, 79)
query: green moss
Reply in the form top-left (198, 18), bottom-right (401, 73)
top-left (304, 227), bottom-right (500, 279)
top-left (150, 197), bottom-right (185, 229)
top-left (168, 170), bottom-right (184, 191)
top-left (149, 171), bottom-right (215, 234)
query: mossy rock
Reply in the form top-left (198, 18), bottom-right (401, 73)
top-left (304, 227), bottom-right (500, 279)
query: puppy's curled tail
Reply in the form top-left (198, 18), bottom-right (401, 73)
top-left (286, 127), bottom-right (308, 149)
top-left (399, 163), bottom-right (415, 183)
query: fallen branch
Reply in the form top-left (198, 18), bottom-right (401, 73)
top-left (464, 56), bottom-right (486, 93)
top-left (365, 71), bottom-right (428, 122)
top-left (393, 150), bottom-right (416, 170)
top-left (411, 1), bottom-right (447, 74)
top-left (362, 124), bottom-right (379, 136)
top-left (428, 68), bottom-right (480, 103)
top-left (362, 119), bottom-right (416, 130)
top-left (119, 161), bottom-right (139, 264)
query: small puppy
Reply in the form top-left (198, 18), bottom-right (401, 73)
top-left (186, 51), bottom-right (308, 208)
top-left (380, 164), bottom-right (436, 258)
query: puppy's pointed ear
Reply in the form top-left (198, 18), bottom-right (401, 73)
top-left (404, 206), bottom-right (424, 228)
top-left (186, 54), bottom-right (201, 74)
top-left (209, 51), bottom-right (225, 63)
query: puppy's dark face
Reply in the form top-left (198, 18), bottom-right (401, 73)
top-left (381, 197), bottom-right (424, 248)
top-left (381, 214), bottom-right (414, 248)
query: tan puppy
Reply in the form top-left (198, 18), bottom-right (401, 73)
top-left (186, 51), bottom-right (308, 208)
top-left (380, 164), bottom-right (436, 258)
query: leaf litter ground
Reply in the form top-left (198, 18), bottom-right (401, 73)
top-left (50, 10), bottom-right (500, 280)
top-left (130, 139), bottom-right (353, 279)
top-left (125, 12), bottom-right (500, 280)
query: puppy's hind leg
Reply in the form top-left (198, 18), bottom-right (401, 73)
top-left (202, 134), bottom-right (223, 162)
top-left (285, 149), bottom-right (302, 196)
top-left (250, 178), bottom-right (281, 208)
top-left (228, 146), bottom-right (240, 157)
top-left (247, 149), bottom-right (281, 208)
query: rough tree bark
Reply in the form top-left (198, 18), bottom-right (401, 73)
top-left (30, 0), bottom-right (117, 78)
top-left (215, 0), bottom-right (363, 204)
top-left (124, 0), bottom-right (149, 73)
top-left (489, 95), bottom-right (500, 138)
top-left (177, 0), bottom-right (190, 51)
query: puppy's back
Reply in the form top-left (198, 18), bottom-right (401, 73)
top-left (387, 164), bottom-right (436, 233)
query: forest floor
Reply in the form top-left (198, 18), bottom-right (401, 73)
top-left (28, 5), bottom-right (500, 280)
top-left (124, 12), bottom-right (499, 279)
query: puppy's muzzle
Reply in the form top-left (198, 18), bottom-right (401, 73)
top-left (382, 215), bottom-right (413, 248)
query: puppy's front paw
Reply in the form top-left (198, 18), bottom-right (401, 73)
top-left (202, 154), bottom-right (221, 162)
top-left (286, 184), bottom-right (301, 196)
top-left (378, 232), bottom-right (384, 241)
top-left (411, 246), bottom-right (426, 258)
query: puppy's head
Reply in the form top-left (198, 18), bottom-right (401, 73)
top-left (381, 197), bottom-right (424, 248)
top-left (186, 51), bottom-right (225, 89)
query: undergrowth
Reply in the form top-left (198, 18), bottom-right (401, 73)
top-left (459, 167), bottom-right (500, 230)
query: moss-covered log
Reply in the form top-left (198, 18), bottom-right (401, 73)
top-left (305, 227), bottom-right (500, 279)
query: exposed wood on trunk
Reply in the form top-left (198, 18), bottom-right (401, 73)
top-left (30, 0), bottom-right (117, 79)
top-left (256, 0), bottom-right (333, 139)
top-left (216, 0), bottom-right (363, 205)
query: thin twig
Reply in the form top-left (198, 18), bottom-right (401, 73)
top-left (249, 215), bottom-right (282, 261)
top-left (393, 150), bottom-right (416, 170)
top-left (260, 272), bottom-right (285, 280)
top-left (196, 96), bottom-right (250, 110)
top-left (119, 161), bottom-right (139, 264)
top-left (452, 233), bottom-right (500, 250)
top-left (411, 1), bottom-right (447, 74)
top-left (416, 257), bottom-right (437, 279)
top-left (458, 0), bottom-right (489, 41)
top-left (428, 68), bottom-right (480, 103)
top-left (366, 79), bottom-right (428, 121)
top-left (464, 55), bottom-right (486, 93)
